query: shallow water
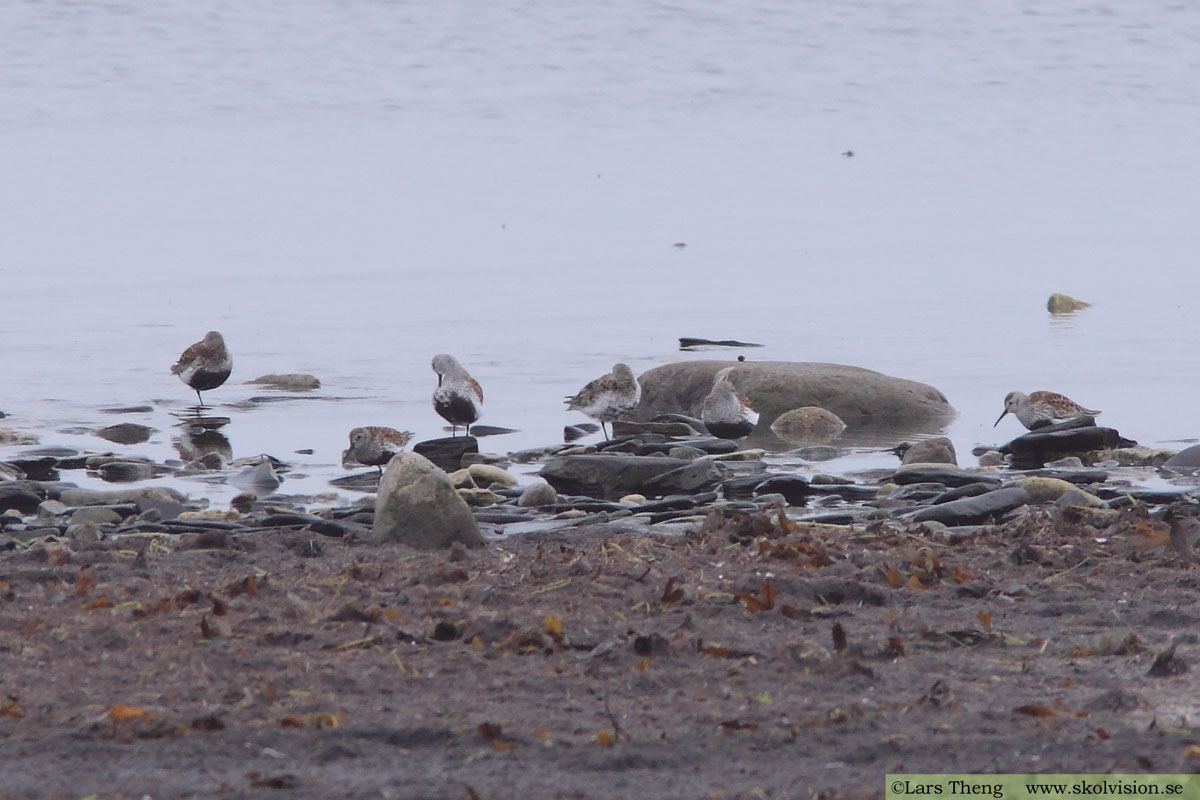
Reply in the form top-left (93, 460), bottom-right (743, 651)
top-left (2, 1), bottom-right (1198, 503)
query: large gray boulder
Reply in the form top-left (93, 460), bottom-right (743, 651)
top-left (372, 453), bottom-right (483, 549)
top-left (633, 361), bottom-right (954, 432)
top-left (1164, 444), bottom-right (1200, 471)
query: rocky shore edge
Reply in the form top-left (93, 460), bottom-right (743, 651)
top-left (1, 414), bottom-right (1196, 559)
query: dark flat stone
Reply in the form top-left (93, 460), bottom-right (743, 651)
top-left (8, 458), bottom-right (59, 482)
top-left (0, 485), bottom-right (44, 515)
top-left (304, 520), bottom-right (364, 538)
top-left (889, 482), bottom-right (947, 501)
top-left (632, 437), bottom-right (739, 456)
top-left (413, 437), bottom-right (479, 472)
top-left (640, 460), bottom-right (730, 498)
top-left (752, 475), bottom-right (811, 505)
top-left (906, 487), bottom-right (1030, 525)
top-left (540, 454), bottom-right (692, 500)
top-left (158, 518), bottom-right (247, 531)
top-left (634, 494), bottom-right (715, 515)
top-left (1021, 468), bottom-right (1108, 484)
top-left (931, 482), bottom-right (993, 505)
top-left (807, 483), bottom-right (878, 501)
top-left (891, 464), bottom-right (1001, 489)
top-left (1000, 425), bottom-right (1137, 467)
top-left (257, 513), bottom-right (320, 528)
top-left (548, 500), bottom-right (635, 514)
top-left (464, 425), bottom-right (518, 437)
top-left (678, 337), bottom-right (764, 349)
top-left (795, 511), bottom-right (868, 525)
top-left (720, 475), bottom-right (765, 500)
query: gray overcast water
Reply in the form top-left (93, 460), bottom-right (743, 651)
top-left (2, 1), bottom-right (1197, 501)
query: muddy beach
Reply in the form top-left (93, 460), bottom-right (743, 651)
top-left (3, 396), bottom-right (1200, 798)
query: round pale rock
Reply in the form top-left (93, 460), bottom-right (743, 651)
top-left (247, 373), bottom-right (321, 391)
top-left (1047, 293), bottom-right (1091, 314)
top-left (634, 361), bottom-right (953, 431)
top-left (900, 436), bottom-right (958, 466)
top-left (518, 482), bottom-right (558, 507)
top-left (770, 407), bottom-right (847, 444)
top-left (372, 452), bottom-right (482, 549)
top-left (467, 463), bottom-right (517, 488)
top-left (448, 469), bottom-right (476, 489)
top-left (457, 487), bottom-right (506, 506)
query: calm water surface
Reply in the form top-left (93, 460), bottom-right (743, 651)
top-left (1, 1), bottom-right (1197, 502)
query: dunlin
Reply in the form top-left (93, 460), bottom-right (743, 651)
top-left (344, 426), bottom-right (414, 474)
top-left (564, 363), bottom-right (641, 440)
top-left (432, 354), bottom-right (483, 436)
top-left (993, 390), bottom-right (1100, 430)
top-left (171, 331), bottom-right (232, 407)
top-left (701, 367), bottom-right (759, 439)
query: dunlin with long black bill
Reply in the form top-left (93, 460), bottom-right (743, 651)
top-left (994, 390), bottom-right (1101, 430)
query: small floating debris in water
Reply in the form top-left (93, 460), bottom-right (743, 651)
top-left (842, 150), bottom-right (855, 157)
top-left (679, 337), bottom-right (765, 351)
top-left (673, 242), bottom-right (687, 249)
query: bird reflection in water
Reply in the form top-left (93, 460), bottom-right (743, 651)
top-left (172, 412), bottom-right (232, 467)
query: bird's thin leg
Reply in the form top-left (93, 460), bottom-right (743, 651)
top-left (195, 389), bottom-right (204, 407)
top-left (602, 421), bottom-right (609, 440)
top-left (466, 423), bottom-right (471, 437)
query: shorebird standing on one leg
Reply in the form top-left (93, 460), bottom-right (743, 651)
top-left (431, 354), bottom-right (483, 436)
top-left (171, 331), bottom-right (232, 407)
top-left (564, 363), bottom-right (641, 440)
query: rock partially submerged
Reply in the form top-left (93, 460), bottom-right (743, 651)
top-left (770, 407), bottom-right (847, 444)
top-left (414, 437), bottom-right (479, 473)
top-left (1047, 293), bottom-right (1091, 314)
top-left (999, 417), bottom-right (1137, 468)
top-left (228, 459), bottom-right (282, 496)
top-left (247, 373), bottom-right (322, 391)
top-left (634, 361), bottom-right (953, 432)
top-left (95, 423), bottom-right (156, 445)
top-left (1164, 444), bottom-right (1200, 471)
top-left (899, 437), bottom-right (958, 466)
top-left (891, 464), bottom-right (1000, 489)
